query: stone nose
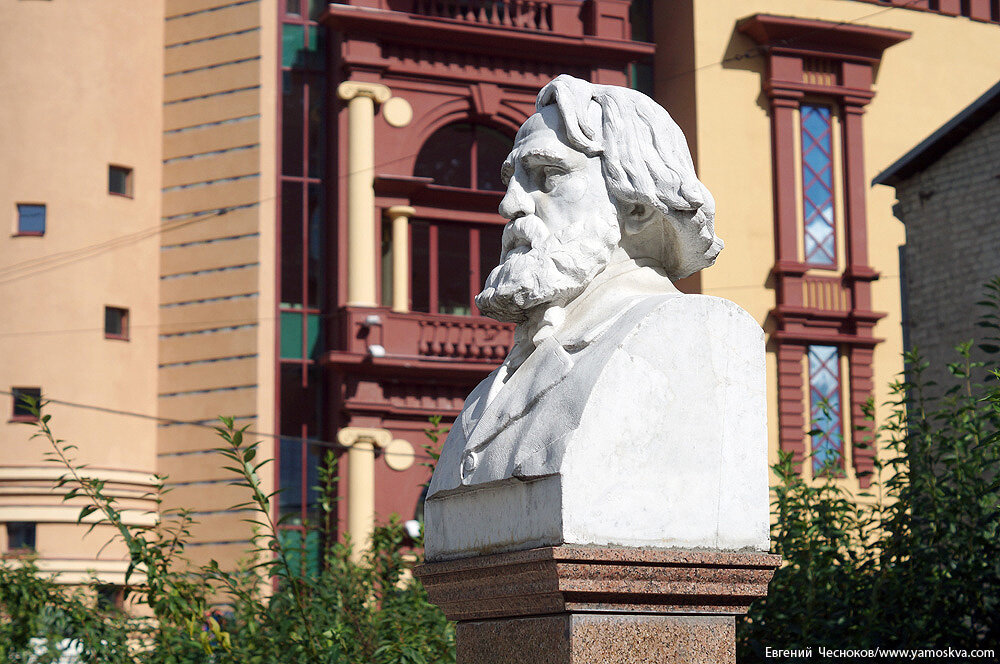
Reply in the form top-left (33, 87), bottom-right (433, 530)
top-left (499, 176), bottom-right (534, 221)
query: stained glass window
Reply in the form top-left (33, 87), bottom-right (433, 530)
top-left (808, 345), bottom-right (844, 473)
top-left (801, 105), bottom-right (836, 267)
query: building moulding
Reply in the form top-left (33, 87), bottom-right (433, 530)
top-left (739, 14), bottom-right (910, 485)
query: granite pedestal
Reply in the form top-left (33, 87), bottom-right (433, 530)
top-left (415, 545), bottom-right (780, 664)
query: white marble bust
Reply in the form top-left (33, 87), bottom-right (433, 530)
top-left (425, 75), bottom-right (768, 561)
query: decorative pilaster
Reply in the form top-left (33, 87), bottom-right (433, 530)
top-left (337, 81), bottom-right (392, 307)
top-left (336, 426), bottom-right (392, 557)
top-left (739, 14), bottom-right (908, 476)
top-left (385, 205), bottom-right (416, 313)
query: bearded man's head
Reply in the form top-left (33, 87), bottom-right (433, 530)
top-left (476, 74), bottom-right (722, 323)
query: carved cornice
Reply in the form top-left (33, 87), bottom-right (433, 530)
top-left (322, 4), bottom-right (654, 67)
top-left (738, 14), bottom-right (911, 64)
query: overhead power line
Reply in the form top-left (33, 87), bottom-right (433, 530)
top-left (663, 0), bottom-right (927, 81)
top-left (0, 389), bottom-right (438, 462)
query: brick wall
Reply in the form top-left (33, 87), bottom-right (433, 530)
top-left (894, 110), bottom-right (1000, 393)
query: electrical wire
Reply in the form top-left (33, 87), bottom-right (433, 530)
top-left (661, 0), bottom-right (930, 82)
top-left (1, 0), bottom-right (926, 289)
top-left (0, 388), bottom-right (439, 462)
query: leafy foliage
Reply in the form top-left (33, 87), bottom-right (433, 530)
top-left (0, 412), bottom-right (454, 664)
top-left (739, 278), bottom-right (1000, 658)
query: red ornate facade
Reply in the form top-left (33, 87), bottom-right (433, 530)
top-left (739, 15), bottom-right (909, 485)
top-left (276, 0), bottom-right (652, 533)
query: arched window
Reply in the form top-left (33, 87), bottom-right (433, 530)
top-left (414, 122), bottom-right (513, 191)
top-left (398, 122), bottom-right (512, 316)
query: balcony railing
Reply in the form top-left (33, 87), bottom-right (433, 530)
top-left (411, 0), bottom-right (555, 31)
top-left (338, 306), bottom-right (514, 367)
top-left (802, 274), bottom-right (852, 313)
top-left (417, 315), bottom-right (511, 360)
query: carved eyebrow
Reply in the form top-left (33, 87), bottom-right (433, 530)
top-left (500, 156), bottom-right (515, 185)
top-left (520, 148), bottom-right (570, 168)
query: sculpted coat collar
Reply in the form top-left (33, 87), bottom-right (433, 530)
top-left (451, 254), bottom-right (681, 473)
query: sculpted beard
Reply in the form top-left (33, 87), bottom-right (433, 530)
top-left (475, 215), bottom-right (620, 323)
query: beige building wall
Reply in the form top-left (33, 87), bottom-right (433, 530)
top-left (158, 0), bottom-right (278, 570)
top-left (0, 0), bottom-right (165, 581)
top-left (656, 0), bottom-right (1000, 488)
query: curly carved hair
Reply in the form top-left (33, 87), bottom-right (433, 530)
top-left (536, 74), bottom-right (722, 280)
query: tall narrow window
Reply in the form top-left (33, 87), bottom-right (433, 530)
top-left (108, 165), bottom-right (133, 197)
top-left (807, 345), bottom-right (843, 473)
top-left (16, 203), bottom-right (46, 236)
top-left (801, 104), bottom-right (836, 267)
top-left (408, 221), bottom-right (504, 315)
top-left (10, 387), bottom-right (41, 422)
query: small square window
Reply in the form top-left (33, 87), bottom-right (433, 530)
top-left (109, 165), bottom-right (133, 197)
top-left (96, 584), bottom-right (125, 611)
top-left (6, 522), bottom-right (36, 552)
top-left (16, 203), bottom-right (46, 236)
top-left (104, 306), bottom-right (129, 340)
top-left (11, 387), bottom-right (41, 422)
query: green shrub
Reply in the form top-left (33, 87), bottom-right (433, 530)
top-left (739, 279), bottom-right (1000, 659)
top-left (0, 414), bottom-right (454, 664)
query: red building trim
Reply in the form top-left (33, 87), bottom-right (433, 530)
top-left (310, 0), bottom-right (651, 530)
top-left (740, 15), bottom-right (909, 485)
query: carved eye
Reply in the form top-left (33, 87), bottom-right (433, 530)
top-left (539, 166), bottom-right (567, 192)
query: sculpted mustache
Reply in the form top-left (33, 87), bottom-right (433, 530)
top-left (501, 216), bottom-right (550, 255)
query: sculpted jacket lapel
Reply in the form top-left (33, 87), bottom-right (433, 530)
top-left (462, 335), bottom-right (575, 460)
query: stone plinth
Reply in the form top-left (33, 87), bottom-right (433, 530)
top-left (415, 545), bottom-right (781, 664)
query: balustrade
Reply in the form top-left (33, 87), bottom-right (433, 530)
top-left (412, 0), bottom-right (553, 31)
top-left (802, 274), bottom-right (852, 313)
top-left (417, 316), bottom-right (512, 360)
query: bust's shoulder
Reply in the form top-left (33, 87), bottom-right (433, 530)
top-left (612, 293), bottom-right (762, 348)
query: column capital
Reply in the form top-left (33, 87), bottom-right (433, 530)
top-left (385, 205), bottom-right (416, 219)
top-left (337, 80), bottom-right (391, 104)
top-left (337, 426), bottom-right (392, 449)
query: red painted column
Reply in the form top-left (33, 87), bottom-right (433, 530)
top-left (849, 346), bottom-right (876, 487)
top-left (968, 0), bottom-right (993, 21)
top-left (937, 0), bottom-right (962, 16)
top-left (778, 344), bottom-right (807, 470)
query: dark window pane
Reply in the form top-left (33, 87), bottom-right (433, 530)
top-left (282, 73), bottom-right (304, 176)
top-left (96, 585), bottom-right (123, 611)
top-left (286, 0), bottom-right (301, 15)
top-left (281, 182), bottom-right (304, 305)
top-left (6, 522), bottom-right (36, 551)
top-left (478, 224), bottom-right (503, 291)
top-left (108, 165), bottom-right (132, 196)
top-left (381, 218), bottom-right (393, 307)
top-left (306, 313), bottom-right (321, 359)
top-left (306, 77), bottom-right (326, 178)
top-left (410, 222), bottom-right (430, 312)
top-left (281, 311), bottom-right (303, 359)
top-left (438, 224), bottom-right (470, 315)
top-left (11, 387), bottom-right (41, 419)
top-left (306, 183), bottom-right (323, 307)
top-left (414, 123), bottom-right (473, 188)
top-left (17, 204), bottom-right (45, 235)
top-left (282, 24), bottom-right (306, 68)
top-left (475, 126), bottom-right (513, 191)
top-left (279, 364), bottom-right (306, 518)
top-left (304, 25), bottom-right (324, 69)
top-left (104, 306), bottom-right (128, 339)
